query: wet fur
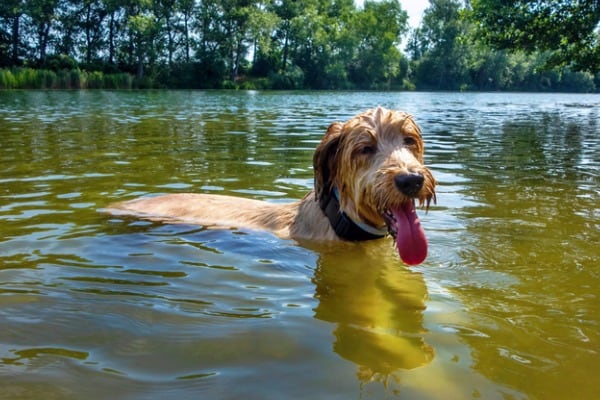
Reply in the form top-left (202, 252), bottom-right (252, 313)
top-left (107, 107), bottom-right (436, 242)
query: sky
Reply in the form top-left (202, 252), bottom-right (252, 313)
top-left (355, 0), bottom-right (430, 28)
top-left (400, 0), bottom-right (429, 28)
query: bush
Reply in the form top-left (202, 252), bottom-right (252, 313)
top-left (221, 79), bottom-right (238, 89)
top-left (71, 69), bottom-right (86, 88)
top-left (401, 79), bottom-right (416, 91)
top-left (269, 66), bottom-right (304, 89)
top-left (45, 54), bottom-right (78, 71)
top-left (558, 71), bottom-right (596, 92)
top-left (242, 77), bottom-right (271, 90)
top-left (0, 67), bottom-right (135, 89)
top-left (38, 69), bottom-right (57, 89)
top-left (0, 69), bottom-right (16, 89)
top-left (87, 71), bottom-right (104, 89)
top-left (108, 73), bottom-right (133, 89)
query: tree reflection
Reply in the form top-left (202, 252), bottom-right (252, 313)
top-left (446, 112), bottom-right (599, 399)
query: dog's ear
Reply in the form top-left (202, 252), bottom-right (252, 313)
top-left (313, 122), bottom-right (343, 200)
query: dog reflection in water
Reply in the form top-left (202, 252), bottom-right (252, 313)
top-left (311, 242), bottom-right (434, 384)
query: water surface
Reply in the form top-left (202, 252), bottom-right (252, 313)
top-left (0, 90), bottom-right (599, 399)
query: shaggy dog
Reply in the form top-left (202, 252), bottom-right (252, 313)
top-left (107, 107), bottom-right (437, 265)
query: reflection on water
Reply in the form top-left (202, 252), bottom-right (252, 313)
top-left (0, 91), bottom-right (599, 399)
top-left (313, 243), bottom-right (433, 378)
top-left (445, 111), bottom-right (600, 399)
top-left (421, 96), bottom-right (599, 399)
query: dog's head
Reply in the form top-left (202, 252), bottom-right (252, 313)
top-left (313, 107), bottom-right (436, 265)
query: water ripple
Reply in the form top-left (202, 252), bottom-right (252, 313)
top-left (1, 91), bottom-right (599, 399)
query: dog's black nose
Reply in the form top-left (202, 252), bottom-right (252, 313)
top-left (394, 173), bottom-right (424, 197)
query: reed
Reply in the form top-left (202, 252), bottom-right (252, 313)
top-left (0, 69), bottom-right (17, 89)
top-left (0, 68), bottom-right (135, 90)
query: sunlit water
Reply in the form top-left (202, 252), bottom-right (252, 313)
top-left (0, 91), bottom-right (598, 399)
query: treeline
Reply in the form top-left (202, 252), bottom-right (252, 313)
top-left (1, 0), bottom-right (599, 91)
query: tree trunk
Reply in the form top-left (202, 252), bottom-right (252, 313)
top-left (281, 21), bottom-right (290, 71)
top-left (11, 15), bottom-right (20, 65)
top-left (136, 51), bottom-right (144, 80)
top-left (108, 12), bottom-right (115, 64)
top-left (184, 14), bottom-right (190, 63)
top-left (38, 23), bottom-right (51, 64)
top-left (85, 4), bottom-right (92, 64)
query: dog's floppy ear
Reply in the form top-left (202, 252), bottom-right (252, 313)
top-left (313, 122), bottom-right (343, 201)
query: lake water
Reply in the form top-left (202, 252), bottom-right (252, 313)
top-left (0, 90), bottom-right (598, 399)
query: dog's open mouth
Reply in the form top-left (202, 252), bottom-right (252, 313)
top-left (384, 201), bottom-right (428, 266)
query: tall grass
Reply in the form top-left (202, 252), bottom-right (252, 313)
top-left (0, 68), bottom-right (136, 89)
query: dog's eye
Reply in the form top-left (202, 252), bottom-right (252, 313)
top-left (403, 137), bottom-right (417, 146)
top-left (359, 145), bottom-right (376, 155)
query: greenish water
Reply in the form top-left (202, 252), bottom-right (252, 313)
top-left (0, 90), bottom-right (598, 399)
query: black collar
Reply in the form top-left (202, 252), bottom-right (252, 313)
top-left (318, 188), bottom-right (387, 241)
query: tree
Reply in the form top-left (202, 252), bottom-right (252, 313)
top-left (349, 0), bottom-right (409, 89)
top-left (104, 0), bottom-right (123, 66)
top-left (27, 0), bottom-right (60, 64)
top-left (269, 0), bottom-right (300, 72)
top-left (178, 0), bottom-right (194, 63)
top-left (471, 0), bottom-right (600, 72)
top-left (0, 0), bottom-right (25, 66)
top-left (214, 0), bottom-right (276, 82)
top-left (127, 1), bottom-right (162, 80)
top-left (1, 0), bottom-right (595, 90)
top-left (412, 0), bottom-right (471, 90)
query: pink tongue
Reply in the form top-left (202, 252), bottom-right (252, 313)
top-left (392, 202), bottom-right (428, 265)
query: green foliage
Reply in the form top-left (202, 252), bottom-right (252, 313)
top-left (44, 54), bottom-right (78, 71)
top-left (86, 71), bottom-right (105, 89)
top-left (0, 0), bottom-right (598, 91)
top-left (349, 0), bottom-right (409, 89)
top-left (0, 68), bottom-right (135, 89)
top-left (471, 0), bottom-right (600, 72)
top-left (408, 0), bottom-right (598, 92)
top-left (269, 65), bottom-right (305, 90)
top-left (0, 69), bottom-right (16, 89)
top-left (411, 0), bottom-right (471, 90)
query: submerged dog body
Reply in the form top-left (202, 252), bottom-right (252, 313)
top-left (110, 191), bottom-right (334, 240)
top-left (108, 107), bottom-right (436, 265)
